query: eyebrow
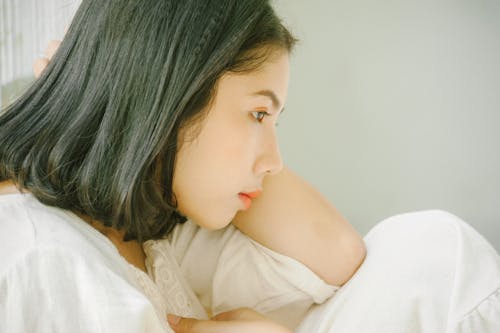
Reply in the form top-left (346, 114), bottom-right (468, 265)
top-left (250, 90), bottom-right (285, 113)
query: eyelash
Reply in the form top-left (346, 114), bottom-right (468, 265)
top-left (251, 111), bottom-right (280, 127)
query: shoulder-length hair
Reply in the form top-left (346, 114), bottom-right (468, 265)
top-left (0, 0), bottom-right (298, 242)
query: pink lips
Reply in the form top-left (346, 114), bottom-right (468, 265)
top-left (238, 190), bottom-right (262, 210)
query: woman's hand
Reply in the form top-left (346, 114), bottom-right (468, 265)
top-left (33, 39), bottom-right (61, 78)
top-left (167, 307), bottom-right (292, 333)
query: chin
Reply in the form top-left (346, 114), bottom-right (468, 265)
top-left (184, 200), bottom-right (238, 230)
top-left (191, 212), bottom-right (233, 231)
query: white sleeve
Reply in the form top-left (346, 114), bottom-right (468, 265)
top-left (168, 220), bottom-right (339, 327)
top-left (0, 245), bottom-right (166, 333)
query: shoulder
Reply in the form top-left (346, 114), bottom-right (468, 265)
top-left (0, 242), bottom-right (163, 332)
top-left (0, 194), bottom-right (167, 332)
top-left (0, 194), bottom-right (36, 276)
top-left (0, 193), bottom-right (127, 279)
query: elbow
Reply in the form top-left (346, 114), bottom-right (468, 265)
top-left (342, 237), bottom-right (366, 285)
top-left (323, 236), bottom-right (367, 287)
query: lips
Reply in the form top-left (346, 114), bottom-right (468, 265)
top-left (239, 190), bottom-right (262, 199)
top-left (237, 190), bottom-right (262, 210)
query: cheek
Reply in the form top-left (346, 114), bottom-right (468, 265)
top-left (172, 156), bottom-right (237, 229)
top-left (198, 114), bottom-right (253, 171)
top-left (172, 128), bottom-right (250, 227)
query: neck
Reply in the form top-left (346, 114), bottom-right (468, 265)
top-left (75, 213), bottom-right (148, 273)
top-left (0, 179), bottom-right (25, 195)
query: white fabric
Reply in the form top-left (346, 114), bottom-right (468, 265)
top-left (2, 193), bottom-right (499, 333)
top-left (0, 193), bottom-right (338, 332)
top-left (0, 193), bottom-right (165, 333)
top-left (164, 217), bottom-right (339, 325)
top-left (296, 210), bottom-right (500, 333)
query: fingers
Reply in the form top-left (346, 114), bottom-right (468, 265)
top-left (167, 313), bottom-right (285, 333)
top-left (167, 315), bottom-right (217, 333)
top-left (167, 314), bottom-right (251, 333)
top-left (44, 40), bottom-right (61, 60)
top-left (33, 39), bottom-right (62, 78)
top-left (33, 57), bottom-right (49, 79)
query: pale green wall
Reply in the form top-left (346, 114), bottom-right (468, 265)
top-left (273, 0), bottom-right (500, 251)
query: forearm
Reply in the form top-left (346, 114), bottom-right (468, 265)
top-left (231, 166), bottom-right (366, 286)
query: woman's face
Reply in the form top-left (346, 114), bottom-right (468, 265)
top-left (172, 51), bottom-right (290, 230)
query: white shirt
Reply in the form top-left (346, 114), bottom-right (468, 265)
top-left (0, 193), bottom-right (339, 332)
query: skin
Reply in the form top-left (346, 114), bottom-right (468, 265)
top-left (166, 308), bottom-right (292, 333)
top-left (172, 50), bottom-right (288, 230)
top-left (21, 38), bottom-right (368, 332)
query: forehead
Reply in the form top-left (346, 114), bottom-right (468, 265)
top-left (215, 53), bottom-right (290, 110)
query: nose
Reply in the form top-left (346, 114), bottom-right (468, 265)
top-left (253, 127), bottom-right (284, 177)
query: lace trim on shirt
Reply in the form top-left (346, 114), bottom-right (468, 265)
top-left (126, 238), bottom-right (208, 332)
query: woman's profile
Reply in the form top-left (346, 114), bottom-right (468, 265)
top-left (1, 0), bottom-right (499, 332)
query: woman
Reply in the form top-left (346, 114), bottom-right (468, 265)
top-left (2, 1), bottom-right (500, 332)
top-left (0, 0), bottom-right (365, 332)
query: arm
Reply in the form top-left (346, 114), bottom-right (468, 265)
top-left (231, 166), bottom-right (366, 286)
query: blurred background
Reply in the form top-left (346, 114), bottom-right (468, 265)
top-left (1, 0), bottom-right (499, 251)
top-left (0, 0), bottom-right (79, 108)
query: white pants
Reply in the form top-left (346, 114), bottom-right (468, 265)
top-left (297, 210), bottom-right (500, 333)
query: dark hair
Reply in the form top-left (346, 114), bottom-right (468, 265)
top-left (0, 0), bottom-right (298, 242)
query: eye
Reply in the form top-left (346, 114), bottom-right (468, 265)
top-left (251, 111), bottom-right (271, 123)
top-left (250, 111), bottom-right (280, 127)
